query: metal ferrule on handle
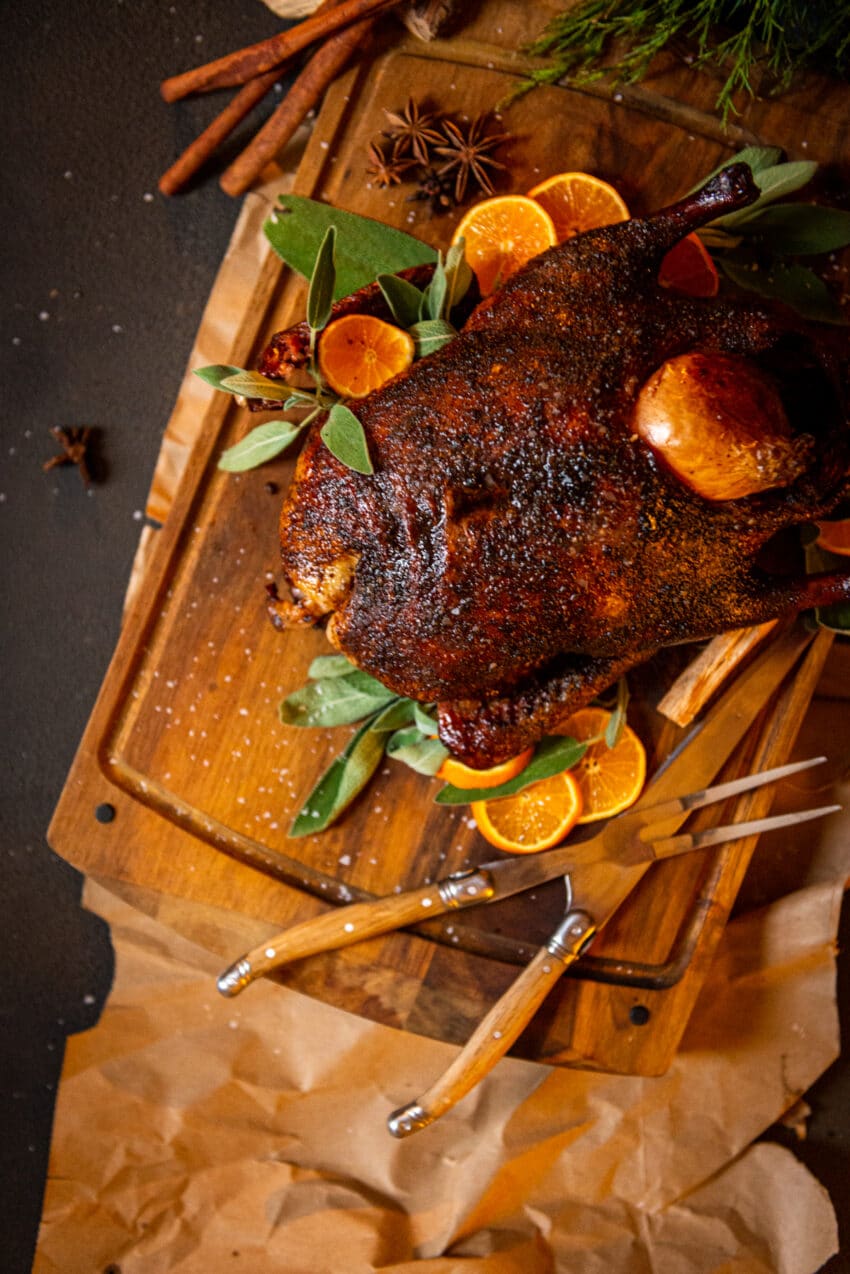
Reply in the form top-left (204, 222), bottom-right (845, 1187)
top-left (546, 908), bottom-right (596, 961)
top-left (387, 908), bottom-right (596, 1138)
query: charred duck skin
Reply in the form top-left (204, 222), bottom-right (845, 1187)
top-left (270, 165), bottom-right (850, 766)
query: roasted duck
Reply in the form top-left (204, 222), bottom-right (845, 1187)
top-left (263, 164), bottom-right (850, 766)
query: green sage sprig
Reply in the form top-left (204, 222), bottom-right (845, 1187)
top-left (196, 214), bottom-right (474, 476)
top-left (280, 659), bottom-right (449, 835)
top-left (278, 656), bottom-right (619, 834)
top-left (196, 225), bottom-right (375, 475)
top-left (379, 241), bottom-right (472, 323)
top-left (604, 676), bottom-right (630, 748)
top-left (434, 735), bottom-right (587, 805)
top-left (265, 193), bottom-right (437, 297)
top-left (695, 147), bottom-right (850, 324)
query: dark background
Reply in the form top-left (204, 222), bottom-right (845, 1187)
top-left (1, 3), bottom-right (848, 1271)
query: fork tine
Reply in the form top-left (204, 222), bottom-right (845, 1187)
top-left (632, 756), bottom-right (826, 833)
top-left (648, 803), bottom-right (842, 861)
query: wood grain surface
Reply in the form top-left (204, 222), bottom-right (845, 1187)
top-left (49, 1), bottom-right (850, 1072)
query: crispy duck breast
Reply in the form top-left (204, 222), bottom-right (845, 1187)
top-left (267, 164), bottom-right (850, 766)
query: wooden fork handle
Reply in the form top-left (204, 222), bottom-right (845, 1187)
top-left (387, 910), bottom-right (596, 1138)
top-left (217, 868), bottom-right (496, 996)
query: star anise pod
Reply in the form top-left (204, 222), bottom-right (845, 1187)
top-left (42, 425), bottom-right (92, 486)
top-left (366, 139), bottom-right (417, 189)
top-left (383, 97), bottom-right (444, 164)
top-left (407, 167), bottom-right (455, 216)
top-left (436, 114), bottom-right (510, 204)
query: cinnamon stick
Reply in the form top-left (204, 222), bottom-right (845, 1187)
top-left (157, 0), bottom-right (345, 196)
top-left (160, 0), bottom-right (400, 102)
top-left (220, 16), bottom-right (374, 197)
top-left (158, 67), bottom-right (283, 196)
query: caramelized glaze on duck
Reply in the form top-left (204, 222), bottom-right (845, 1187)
top-left (266, 165), bottom-right (850, 766)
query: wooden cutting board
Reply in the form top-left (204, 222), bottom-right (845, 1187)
top-left (49, 2), bottom-right (850, 1073)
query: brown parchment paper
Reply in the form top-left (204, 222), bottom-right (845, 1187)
top-left (35, 871), bottom-right (842, 1273)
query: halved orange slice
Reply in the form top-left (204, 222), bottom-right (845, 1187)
top-left (556, 707), bottom-right (646, 823)
top-left (438, 746), bottom-right (534, 790)
top-left (816, 519), bottom-right (850, 556)
top-left (658, 233), bottom-right (720, 297)
top-left (471, 770), bottom-right (583, 854)
top-left (527, 171), bottom-right (629, 241)
top-left (452, 194), bottom-right (557, 295)
top-left (318, 313), bottom-right (415, 398)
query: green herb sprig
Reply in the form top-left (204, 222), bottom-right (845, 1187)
top-left (378, 239), bottom-right (472, 355)
top-left (280, 657), bottom-right (450, 835)
top-left (434, 735), bottom-right (588, 805)
top-left (265, 194), bottom-right (437, 298)
top-left (196, 226), bottom-right (375, 475)
top-left (195, 204), bottom-right (472, 475)
top-left (693, 147), bottom-right (850, 323)
top-left (280, 659), bottom-right (634, 835)
top-left (521, 1), bottom-right (850, 123)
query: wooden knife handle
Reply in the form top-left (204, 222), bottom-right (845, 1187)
top-left (387, 910), bottom-right (596, 1138)
top-left (217, 869), bottom-right (495, 997)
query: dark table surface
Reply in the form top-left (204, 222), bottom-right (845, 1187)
top-left (2, 3), bottom-right (849, 1271)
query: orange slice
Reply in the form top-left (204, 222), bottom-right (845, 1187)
top-left (318, 313), bottom-right (415, 398)
top-left (658, 233), bottom-right (719, 297)
top-left (527, 171), bottom-right (629, 241)
top-left (472, 770), bottom-right (583, 854)
top-left (438, 746), bottom-right (534, 790)
top-left (556, 707), bottom-right (646, 823)
top-left (452, 195), bottom-right (557, 295)
top-left (816, 518), bottom-right (850, 556)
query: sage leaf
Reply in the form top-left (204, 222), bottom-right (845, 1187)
top-left (307, 225), bottom-right (337, 333)
top-left (279, 670), bottom-right (395, 728)
top-left (218, 369), bottom-right (296, 402)
top-left (737, 204), bottom-right (850, 256)
top-left (333, 668), bottom-right (397, 698)
top-left (368, 698), bottom-right (417, 733)
top-left (424, 253), bottom-right (447, 321)
top-left (691, 146), bottom-right (783, 193)
top-left (377, 272), bottom-right (426, 329)
top-left (306, 654), bottom-right (356, 679)
top-left (218, 420), bottom-right (302, 472)
top-left (714, 161), bottom-right (818, 229)
top-left (286, 386), bottom-right (321, 404)
top-left (387, 726), bottom-right (449, 776)
top-left (266, 195), bottom-right (436, 299)
top-left (435, 735), bottom-right (587, 805)
top-left (409, 318), bottom-right (457, 358)
top-left (289, 715), bottom-right (387, 836)
top-left (604, 678), bottom-right (630, 749)
top-left (720, 256), bottom-right (846, 325)
top-left (443, 239), bottom-right (473, 316)
top-left (729, 146), bottom-right (784, 177)
top-left (194, 363), bottom-right (248, 391)
top-left (413, 702), bottom-right (439, 735)
top-left (321, 403), bottom-right (374, 474)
